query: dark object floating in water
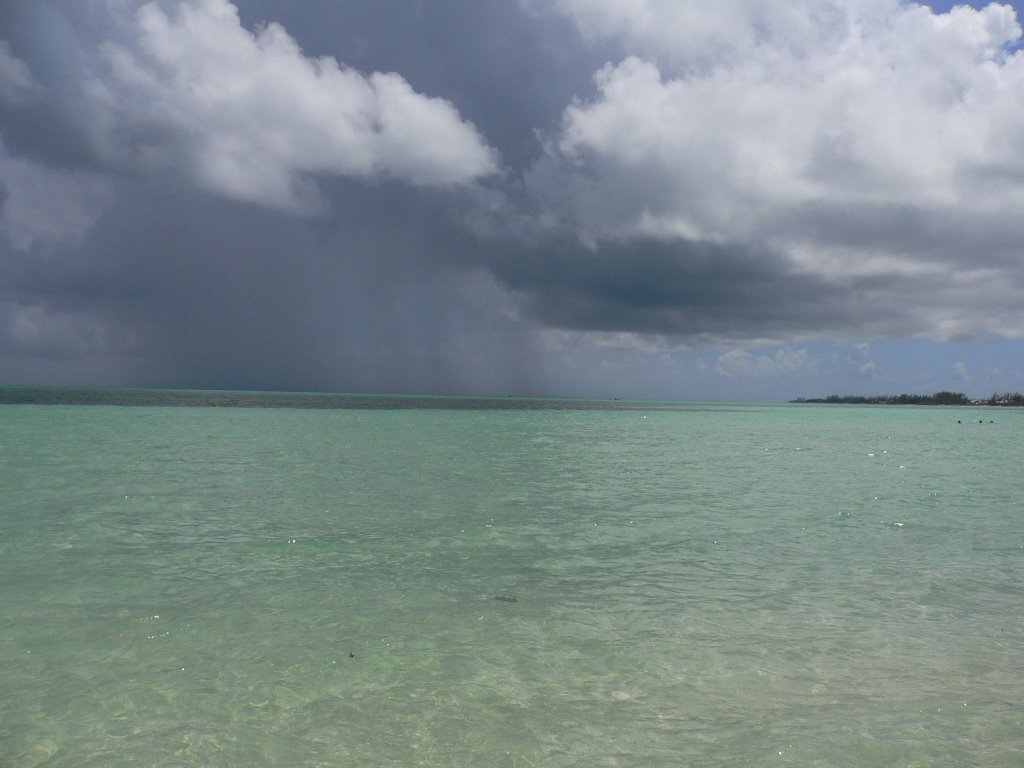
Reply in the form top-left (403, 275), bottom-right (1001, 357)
top-left (493, 595), bottom-right (519, 603)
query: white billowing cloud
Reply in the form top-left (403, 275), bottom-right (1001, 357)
top-left (953, 361), bottom-right (971, 382)
top-left (849, 342), bottom-right (877, 376)
top-left (527, 2), bottom-right (1024, 340)
top-left (547, 0), bottom-right (1021, 69)
top-left (536, 1), bottom-right (1024, 242)
top-left (543, 0), bottom-right (850, 69)
top-left (0, 40), bottom-right (38, 104)
top-left (87, 0), bottom-right (497, 212)
top-left (714, 347), bottom-right (814, 377)
top-left (850, 341), bottom-right (871, 361)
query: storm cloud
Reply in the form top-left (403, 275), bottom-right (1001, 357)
top-left (2, 0), bottom-right (1024, 398)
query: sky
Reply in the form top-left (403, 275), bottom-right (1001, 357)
top-left (2, 0), bottom-right (1024, 402)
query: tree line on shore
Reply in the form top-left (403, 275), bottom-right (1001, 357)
top-left (792, 391), bottom-right (1024, 406)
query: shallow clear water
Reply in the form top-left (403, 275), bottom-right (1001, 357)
top-left (1, 399), bottom-right (1022, 766)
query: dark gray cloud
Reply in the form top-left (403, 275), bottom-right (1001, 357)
top-left (0, 2), bottom-right (116, 170)
top-left (0, 174), bottom-right (543, 393)
top-left (487, 237), bottom-right (875, 338)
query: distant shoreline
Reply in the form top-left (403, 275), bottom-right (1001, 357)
top-left (791, 391), bottom-right (1024, 407)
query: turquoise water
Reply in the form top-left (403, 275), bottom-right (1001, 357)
top-left (1, 398), bottom-right (1022, 766)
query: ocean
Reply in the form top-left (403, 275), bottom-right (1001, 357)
top-left (1, 389), bottom-right (1021, 767)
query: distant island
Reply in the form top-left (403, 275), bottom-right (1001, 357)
top-left (791, 391), bottom-right (1024, 406)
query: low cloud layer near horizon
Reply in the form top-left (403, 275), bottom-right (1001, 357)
top-left (3, 0), bottom-right (1024, 399)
